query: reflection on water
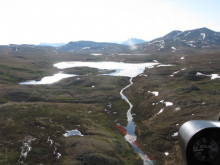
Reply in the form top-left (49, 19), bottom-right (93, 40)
top-left (19, 73), bottom-right (77, 85)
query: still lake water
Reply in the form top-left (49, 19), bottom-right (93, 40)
top-left (19, 61), bottom-right (159, 84)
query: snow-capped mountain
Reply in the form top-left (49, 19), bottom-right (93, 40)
top-left (137, 27), bottom-right (220, 54)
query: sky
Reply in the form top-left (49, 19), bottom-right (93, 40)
top-left (0, 0), bottom-right (219, 45)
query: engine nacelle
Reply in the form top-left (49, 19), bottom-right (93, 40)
top-left (178, 120), bottom-right (220, 165)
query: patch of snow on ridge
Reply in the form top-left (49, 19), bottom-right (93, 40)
top-left (57, 153), bottom-right (62, 159)
top-left (187, 44), bottom-right (196, 47)
top-left (159, 40), bottom-right (165, 49)
top-left (165, 102), bottom-right (173, 107)
top-left (19, 136), bottom-right (36, 162)
top-left (184, 32), bottom-right (191, 37)
top-left (47, 136), bottom-right (53, 146)
top-left (211, 74), bottom-right (220, 80)
top-left (196, 72), bottom-right (205, 76)
top-left (164, 152), bottom-right (169, 156)
top-left (157, 108), bottom-right (164, 115)
top-left (173, 70), bottom-right (180, 75)
top-left (196, 72), bottom-right (220, 80)
top-left (170, 68), bottom-right (187, 77)
top-left (148, 91), bottom-right (159, 96)
top-left (175, 107), bottom-right (181, 111)
top-left (157, 64), bottom-right (175, 67)
top-left (171, 46), bottom-right (177, 52)
top-left (91, 53), bottom-right (102, 56)
top-left (82, 47), bottom-right (90, 49)
top-left (53, 50), bottom-right (58, 54)
top-left (201, 33), bottom-right (206, 40)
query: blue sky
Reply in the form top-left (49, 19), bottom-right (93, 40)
top-left (0, 0), bottom-right (219, 45)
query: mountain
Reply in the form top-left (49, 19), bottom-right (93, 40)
top-left (58, 41), bottom-right (131, 54)
top-left (38, 43), bottom-right (66, 47)
top-left (137, 27), bottom-right (220, 54)
top-left (121, 38), bottom-right (147, 45)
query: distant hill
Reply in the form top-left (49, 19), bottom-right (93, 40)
top-left (38, 43), bottom-right (66, 47)
top-left (121, 38), bottom-right (147, 45)
top-left (58, 41), bottom-right (130, 54)
top-left (3, 27), bottom-right (220, 56)
top-left (137, 27), bottom-right (220, 54)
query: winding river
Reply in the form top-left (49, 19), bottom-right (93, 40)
top-left (120, 78), bottom-right (155, 165)
top-left (20, 61), bottom-right (158, 164)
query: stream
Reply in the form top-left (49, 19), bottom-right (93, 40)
top-left (120, 78), bottom-right (155, 165)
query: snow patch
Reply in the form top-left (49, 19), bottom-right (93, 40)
top-left (148, 91), bottom-right (159, 96)
top-left (91, 53), bottom-right (102, 56)
top-left (211, 74), bottom-right (220, 80)
top-left (18, 136), bottom-right (36, 162)
top-left (157, 108), bottom-right (164, 114)
top-left (200, 33), bottom-right (206, 40)
top-left (63, 129), bottom-right (84, 137)
top-left (165, 102), bottom-right (173, 107)
top-left (171, 46), bottom-right (177, 52)
top-left (164, 152), bottom-right (169, 156)
top-left (53, 50), bottom-right (58, 54)
top-left (187, 44), bottom-right (196, 47)
top-left (172, 132), bottom-right (178, 137)
top-left (82, 47), bottom-right (90, 49)
top-left (157, 64), bottom-right (175, 67)
top-left (175, 107), bottom-right (181, 111)
top-left (184, 32), bottom-right (190, 37)
top-left (196, 72), bottom-right (220, 80)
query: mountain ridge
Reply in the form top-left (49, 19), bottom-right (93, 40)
top-left (121, 38), bottom-right (147, 45)
top-left (136, 27), bottom-right (220, 54)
